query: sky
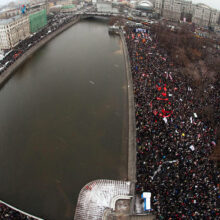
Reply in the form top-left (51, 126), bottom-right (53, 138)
top-left (0, 0), bottom-right (220, 10)
top-left (0, 0), bottom-right (30, 7)
top-left (192, 0), bottom-right (220, 10)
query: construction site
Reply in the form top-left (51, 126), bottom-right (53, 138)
top-left (29, 9), bottom-right (47, 33)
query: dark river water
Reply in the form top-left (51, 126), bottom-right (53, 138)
top-left (0, 18), bottom-right (128, 220)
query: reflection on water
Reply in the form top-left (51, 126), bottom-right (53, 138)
top-left (0, 18), bottom-right (127, 220)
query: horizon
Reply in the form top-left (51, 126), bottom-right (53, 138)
top-left (0, 0), bottom-right (219, 10)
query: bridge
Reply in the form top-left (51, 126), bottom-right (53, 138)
top-left (76, 11), bottom-right (124, 18)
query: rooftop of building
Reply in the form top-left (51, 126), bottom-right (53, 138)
top-left (196, 3), bottom-right (212, 10)
top-left (136, 0), bottom-right (153, 10)
top-left (0, 15), bottom-right (22, 25)
top-left (0, 7), bottom-right (19, 13)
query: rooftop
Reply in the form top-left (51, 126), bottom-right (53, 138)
top-left (136, 0), bottom-right (153, 10)
top-left (196, 3), bottom-right (212, 10)
top-left (0, 15), bottom-right (22, 25)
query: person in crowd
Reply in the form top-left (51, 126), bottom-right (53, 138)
top-left (124, 25), bottom-right (220, 219)
top-left (0, 202), bottom-right (35, 220)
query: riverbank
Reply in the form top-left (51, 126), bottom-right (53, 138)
top-left (120, 31), bottom-right (136, 213)
top-left (0, 200), bottom-right (43, 220)
top-left (0, 16), bottom-right (80, 89)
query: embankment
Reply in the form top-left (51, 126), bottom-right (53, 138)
top-left (120, 31), bottom-right (136, 193)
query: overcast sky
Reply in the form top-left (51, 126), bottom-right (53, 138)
top-left (0, 0), bottom-right (220, 10)
top-left (192, 0), bottom-right (220, 10)
top-left (0, 0), bottom-right (28, 6)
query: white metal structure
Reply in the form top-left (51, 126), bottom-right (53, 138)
top-left (74, 179), bottom-right (131, 220)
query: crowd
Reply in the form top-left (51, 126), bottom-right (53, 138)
top-left (0, 202), bottom-right (36, 220)
top-left (0, 13), bottom-right (78, 75)
top-left (125, 25), bottom-right (220, 218)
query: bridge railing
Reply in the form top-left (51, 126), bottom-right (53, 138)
top-left (77, 11), bottom-right (123, 17)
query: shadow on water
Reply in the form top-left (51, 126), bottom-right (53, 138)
top-left (0, 18), bottom-right (128, 220)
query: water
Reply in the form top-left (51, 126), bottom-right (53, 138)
top-left (0, 18), bottom-right (128, 220)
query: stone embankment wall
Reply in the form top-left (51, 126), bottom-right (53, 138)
top-left (120, 31), bottom-right (136, 215)
top-left (120, 31), bottom-right (136, 185)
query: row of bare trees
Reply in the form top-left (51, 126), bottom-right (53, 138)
top-left (152, 24), bottom-right (220, 161)
top-left (152, 24), bottom-right (220, 73)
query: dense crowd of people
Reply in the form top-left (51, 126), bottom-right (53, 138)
top-left (0, 202), bottom-right (36, 220)
top-left (0, 13), bottom-right (78, 75)
top-left (125, 25), bottom-right (220, 218)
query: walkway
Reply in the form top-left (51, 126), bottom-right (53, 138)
top-left (129, 215), bottom-right (155, 220)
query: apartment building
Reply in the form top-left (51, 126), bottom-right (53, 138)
top-left (192, 4), bottom-right (211, 27)
top-left (155, 0), bottom-right (183, 20)
top-left (155, 0), bottom-right (220, 29)
top-left (156, 0), bottom-right (182, 21)
top-left (210, 10), bottom-right (220, 28)
top-left (155, 0), bottom-right (163, 14)
top-left (0, 8), bottom-right (21, 19)
top-left (56, 0), bottom-right (73, 6)
top-left (191, 4), bottom-right (220, 28)
top-left (0, 15), bottom-right (30, 50)
top-left (97, 2), bottom-right (113, 13)
top-left (180, 0), bottom-right (192, 21)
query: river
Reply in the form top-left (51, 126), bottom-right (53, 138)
top-left (0, 18), bottom-right (128, 220)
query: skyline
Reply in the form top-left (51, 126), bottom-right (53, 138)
top-left (0, 0), bottom-right (220, 10)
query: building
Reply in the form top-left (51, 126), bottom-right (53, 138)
top-left (49, 5), bottom-right (62, 13)
top-left (27, 3), bottom-right (47, 14)
top-left (29, 9), bottom-right (47, 33)
top-left (136, 0), bottom-right (154, 11)
top-left (155, 0), bottom-right (220, 29)
top-left (155, 0), bottom-right (182, 20)
top-left (155, 0), bottom-right (193, 16)
top-left (160, 0), bottom-right (182, 21)
top-left (0, 15), bottom-right (30, 50)
top-left (155, 0), bottom-right (163, 14)
top-left (61, 4), bottom-right (76, 13)
top-left (96, 2), bottom-right (113, 13)
top-left (56, 0), bottom-right (73, 6)
top-left (0, 8), bottom-right (21, 19)
top-left (192, 4), bottom-right (212, 27)
top-left (180, 0), bottom-right (192, 21)
top-left (180, 0), bottom-right (192, 14)
top-left (210, 10), bottom-right (220, 29)
top-left (191, 4), bottom-right (220, 28)
top-left (0, 3), bottom-right (47, 19)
